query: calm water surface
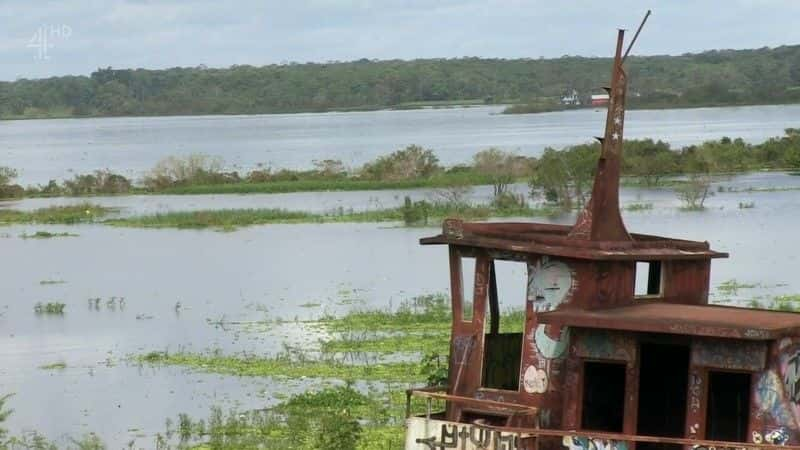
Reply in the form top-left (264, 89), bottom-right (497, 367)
top-left (1, 177), bottom-right (798, 446)
top-left (3, 104), bottom-right (800, 185)
top-left (1, 105), bottom-right (799, 447)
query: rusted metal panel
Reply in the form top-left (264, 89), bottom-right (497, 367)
top-left (571, 330), bottom-right (637, 363)
top-left (691, 338), bottom-right (767, 371)
top-left (538, 303), bottom-right (800, 340)
top-left (685, 367), bottom-right (708, 442)
top-left (660, 260), bottom-right (711, 305)
top-left (421, 221), bottom-right (728, 261)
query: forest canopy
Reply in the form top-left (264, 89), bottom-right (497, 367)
top-left (3, 44), bottom-right (800, 118)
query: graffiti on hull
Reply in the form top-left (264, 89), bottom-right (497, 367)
top-left (406, 417), bottom-right (525, 450)
top-left (563, 436), bottom-right (628, 450)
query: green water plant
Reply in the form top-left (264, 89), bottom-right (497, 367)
top-left (0, 204), bottom-right (113, 225)
top-left (138, 349), bottom-right (423, 383)
top-left (34, 302), bottom-right (65, 315)
top-left (624, 203), bottom-right (654, 211)
top-left (20, 231), bottom-right (79, 239)
top-left (39, 362), bottom-right (67, 370)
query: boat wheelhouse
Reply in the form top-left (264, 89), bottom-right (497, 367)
top-left (404, 19), bottom-right (800, 450)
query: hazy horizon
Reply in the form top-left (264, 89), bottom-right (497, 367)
top-left (3, 0), bottom-right (800, 81)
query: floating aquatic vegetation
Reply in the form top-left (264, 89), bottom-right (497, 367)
top-left (34, 302), bottom-right (65, 315)
top-left (19, 231), bottom-right (78, 239)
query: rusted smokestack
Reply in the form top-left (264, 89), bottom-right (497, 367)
top-left (568, 29), bottom-right (631, 241)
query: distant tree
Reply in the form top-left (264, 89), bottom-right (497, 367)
top-left (0, 393), bottom-right (13, 441)
top-left (312, 159), bottom-right (346, 178)
top-left (62, 170), bottom-right (132, 195)
top-left (529, 144), bottom-right (598, 209)
top-left (432, 183), bottom-right (473, 207)
top-left (0, 167), bottom-right (17, 186)
top-left (472, 148), bottom-right (516, 198)
top-left (0, 167), bottom-right (23, 199)
top-left (360, 145), bottom-right (440, 181)
top-left (143, 154), bottom-right (228, 189)
top-left (622, 139), bottom-right (678, 186)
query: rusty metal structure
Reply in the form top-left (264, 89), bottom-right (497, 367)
top-left (405, 13), bottom-right (800, 450)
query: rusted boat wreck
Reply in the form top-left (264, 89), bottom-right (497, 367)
top-left (405, 22), bottom-right (800, 450)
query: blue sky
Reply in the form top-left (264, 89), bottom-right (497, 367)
top-left (2, 0), bottom-right (800, 81)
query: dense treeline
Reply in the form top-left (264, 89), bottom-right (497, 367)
top-left (530, 129), bottom-right (800, 208)
top-left (3, 45), bottom-right (800, 118)
top-left (1, 130), bottom-right (798, 201)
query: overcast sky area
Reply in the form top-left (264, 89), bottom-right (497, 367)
top-left (2, 0), bottom-right (800, 81)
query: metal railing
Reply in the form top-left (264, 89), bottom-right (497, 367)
top-left (405, 387), bottom-right (800, 450)
top-left (405, 387), bottom-right (537, 420)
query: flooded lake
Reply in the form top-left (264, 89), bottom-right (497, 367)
top-left (1, 174), bottom-right (799, 446)
top-left (3, 103), bottom-right (800, 185)
top-left (1, 105), bottom-right (799, 447)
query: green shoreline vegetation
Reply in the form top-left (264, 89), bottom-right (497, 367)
top-left (3, 44), bottom-right (800, 119)
top-left (106, 202), bottom-right (550, 230)
top-left (1, 131), bottom-right (800, 204)
top-left (0, 204), bottom-right (114, 225)
top-left (3, 133), bottom-right (800, 228)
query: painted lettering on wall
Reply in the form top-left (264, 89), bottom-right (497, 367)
top-left (689, 372), bottom-right (702, 414)
top-left (410, 421), bottom-right (521, 450)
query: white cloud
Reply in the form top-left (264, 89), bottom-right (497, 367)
top-left (0, 0), bottom-right (799, 80)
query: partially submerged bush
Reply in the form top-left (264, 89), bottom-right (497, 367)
top-left (0, 167), bottom-right (24, 199)
top-left (360, 145), bottom-right (440, 181)
top-left (402, 196), bottom-right (430, 226)
top-left (491, 191), bottom-right (528, 211)
top-left (529, 144), bottom-right (598, 209)
top-left (34, 302), bottom-right (65, 315)
top-left (0, 393), bottom-right (12, 442)
top-left (143, 154), bottom-right (239, 190)
top-left (473, 148), bottom-right (533, 198)
top-left (421, 352), bottom-right (449, 387)
top-left (676, 174), bottom-right (712, 210)
top-left (62, 170), bottom-right (132, 195)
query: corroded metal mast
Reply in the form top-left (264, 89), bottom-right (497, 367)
top-left (569, 11), bottom-right (650, 242)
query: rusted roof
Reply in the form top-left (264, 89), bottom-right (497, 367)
top-left (421, 220), bottom-right (728, 261)
top-left (537, 302), bottom-right (800, 340)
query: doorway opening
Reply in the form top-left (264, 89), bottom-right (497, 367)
top-left (581, 361), bottom-right (626, 432)
top-left (706, 371), bottom-right (751, 442)
top-left (481, 259), bottom-right (524, 391)
top-left (637, 343), bottom-right (690, 450)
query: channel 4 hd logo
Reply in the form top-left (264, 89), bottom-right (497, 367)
top-left (28, 24), bottom-right (72, 60)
